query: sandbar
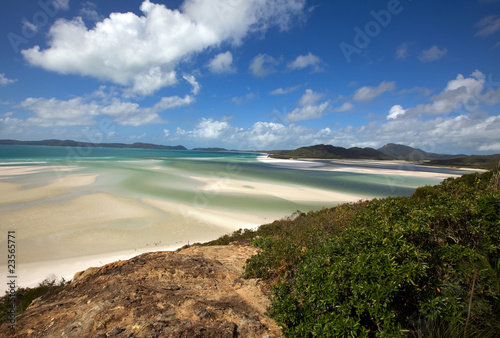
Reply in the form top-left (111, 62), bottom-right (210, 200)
top-left (0, 173), bottom-right (98, 204)
top-left (190, 175), bottom-right (366, 203)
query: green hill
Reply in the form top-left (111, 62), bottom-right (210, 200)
top-left (270, 144), bottom-right (393, 160)
top-left (428, 154), bottom-right (500, 170)
top-left (378, 143), bottom-right (465, 161)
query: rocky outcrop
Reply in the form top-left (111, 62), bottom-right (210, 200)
top-left (3, 244), bottom-right (281, 337)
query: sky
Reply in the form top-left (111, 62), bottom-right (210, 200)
top-left (1, 0), bottom-right (500, 153)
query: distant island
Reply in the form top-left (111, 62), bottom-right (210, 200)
top-left (192, 147), bottom-right (229, 151)
top-left (377, 143), bottom-right (466, 161)
top-left (268, 143), bottom-right (499, 170)
top-left (427, 154), bottom-right (500, 170)
top-left (0, 139), bottom-right (187, 150)
top-left (269, 144), bottom-right (394, 160)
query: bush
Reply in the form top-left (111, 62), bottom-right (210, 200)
top-left (265, 171), bottom-right (500, 336)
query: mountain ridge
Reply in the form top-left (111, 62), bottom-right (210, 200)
top-left (269, 144), bottom-right (393, 160)
top-left (377, 143), bottom-right (465, 160)
top-left (0, 139), bottom-right (187, 150)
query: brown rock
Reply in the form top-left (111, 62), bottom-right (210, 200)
top-left (2, 244), bottom-right (281, 337)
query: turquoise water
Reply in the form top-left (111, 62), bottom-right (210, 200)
top-left (0, 144), bottom-right (472, 210)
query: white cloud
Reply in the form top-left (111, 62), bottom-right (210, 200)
top-left (182, 74), bottom-right (201, 95)
top-left (395, 42), bottom-right (410, 60)
top-left (208, 51), bottom-right (236, 74)
top-left (398, 86), bottom-right (433, 97)
top-left (0, 73), bottom-right (17, 86)
top-left (353, 81), bottom-right (395, 102)
top-left (270, 85), bottom-right (300, 95)
top-left (124, 68), bottom-right (177, 97)
top-left (20, 97), bottom-right (100, 127)
top-left (282, 89), bottom-right (330, 122)
top-left (476, 15), bottom-right (500, 36)
top-left (79, 2), bottom-right (103, 22)
top-left (298, 89), bottom-right (323, 106)
top-left (287, 52), bottom-right (324, 72)
top-left (333, 102), bottom-right (354, 113)
top-left (387, 105), bottom-right (406, 120)
top-left (250, 54), bottom-right (281, 77)
top-left (418, 45), bottom-right (448, 62)
top-left (176, 118), bottom-right (233, 139)
top-left (22, 0), bottom-right (306, 95)
top-left (54, 0), bottom-right (70, 11)
top-left (284, 101), bottom-right (330, 122)
top-left (479, 142), bottom-right (500, 151)
top-left (163, 129), bottom-right (170, 137)
top-left (17, 93), bottom-right (194, 128)
top-left (168, 113), bottom-right (500, 153)
top-left (232, 92), bottom-right (255, 105)
top-left (405, 70), bottom-right (488, 116)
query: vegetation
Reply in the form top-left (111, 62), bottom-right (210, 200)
top-left (204, 169), bottom-right (500, 337)
top-left (0, 278), bottom-right (70, 323)
top-left (427, 154), bottom-right (500, 170)
top-left (377, 143), bottom-right (464, 161)
top-left (270, 144), bottom-right (393, 160)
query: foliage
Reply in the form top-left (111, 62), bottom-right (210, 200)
top-left (207, 170), bottom-right (500, 336)
top-left (0, 277), bottom-right (70, 323)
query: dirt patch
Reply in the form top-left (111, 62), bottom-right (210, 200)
top-left (3, 244), bottom-right (281, 337)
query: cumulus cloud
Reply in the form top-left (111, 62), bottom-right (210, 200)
top-left (476, 15), bottom-right (500, 36)
top-left (0, 73), bottom-right (17, 86)
top-left (17, 93), bottom-right (194, 128)
top-left (353, 81), bottom-right (396, 102)
top-left (176, 118), bottom-right (233, 139)
top-left (298, 89), bottom-right (323, 106)
top-left (418, 45), bottom-right (448, 62)
top-left (284, 101), bottom-right (330, 122)
top-left (250, 54), bottom-right (281, 77)
top-left (287, 52), bottom-right (324, 72)
top-left (283, 89), bottom-right (330, 122)
top-left (404, 70), bottom-right (489, 117)
top-left (207, 51), bottom-right (236, 74)
top-left (22, 0), bottom-right (306, 95)
top-left (387, 105), bottom-right (406, 120)
top-left (167, 113), bottom-right (500, 153)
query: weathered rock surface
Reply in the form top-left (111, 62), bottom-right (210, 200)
top-left (2, 244), bottom-right (281, 337)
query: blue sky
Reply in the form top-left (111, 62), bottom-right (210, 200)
top-left (1, 0), bottom-right (500, 153)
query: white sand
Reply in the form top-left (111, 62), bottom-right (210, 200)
top-left (0, 173), bottom-right (98, 204)
top-left (190, 175), bottom-right (366, 204)
top-left (0, 165), bottom-right (77, 176)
